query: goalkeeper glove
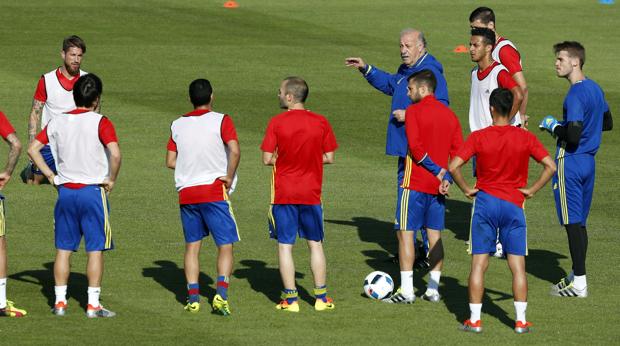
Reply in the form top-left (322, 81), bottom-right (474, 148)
top-left (539, 115), bottom-right (559, 134)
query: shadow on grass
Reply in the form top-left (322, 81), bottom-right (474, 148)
top-left (233, 260), bottom-right (314, 305)
top-left (444, 199), bottom-right (473, 241)
top-left (526, 248), bottom-right (568, 284)
top-left (442, 275), bottom-right (514, 328)
top-left (10, 262), bottom-right (89, 310)
top-left (142, 260), bottom-right (215, 306)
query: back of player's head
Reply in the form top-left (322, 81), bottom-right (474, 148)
top-left (283, 77), bottom-right (309, 103)
top-left (469, 7), bottom-right (495, 24)
top-left (471, 27), bottom-right (495, 47)
top-left (73, 74), bottom-right (102, 108)
top-left (63, 35), bottom-right (86, 53)
top-left (489, 88), bottom-right (513, 117)
top-left (408, 69), bottom-right (436, 92)
top-left (189, 79), bottom-right (213, 107)
top-left (554, 41), bottom-right (585, 68)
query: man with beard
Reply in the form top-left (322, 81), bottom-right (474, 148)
top-left (26, 35), bottom-right (88, 185)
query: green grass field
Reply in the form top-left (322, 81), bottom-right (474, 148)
top-left (0, 0), bottom-right (618, 344)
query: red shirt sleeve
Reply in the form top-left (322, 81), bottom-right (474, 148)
top-left (450, 117), bottom-right (464, 159)
top-left (221, 115), bottom-right (238, 143)
top-left (34, 76), bottom-right (47, 102)
top-left (35, 126), bottom-right (49, 144)
top-left (497, 70), bottom-right (518, 90)
top-left (456, 132), bottom-right (477, 162)
top-left (498, 45), bottom-right (522, 75)
top-left (167, 136), bottom-right (177, 152)
top-left (528, 132), bottom-right (549, 162)
top-left (98, 117), bottom-right (118, 145)
top-left (405, 106), bottom-right (426, 162)
top-left (260, 118), bottom-right (277, 153)
top-left (0, 112), bottom-right (16, 139)
top-left (322, 118), bottom-right (338, 153)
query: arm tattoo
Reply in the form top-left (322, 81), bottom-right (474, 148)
top-left (28, 99), bottom-right (44, 142)
top-left (4, 134), bottom-right (21, 175)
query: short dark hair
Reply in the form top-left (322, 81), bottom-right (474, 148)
top-left (283, 77), bottom-right (309, 103)
top-left (489, 88), bottom-right (513, 117)
top-left (407, 69), bottom-right (436, 92)
top-left (469, 6), bottom-right (495, 24)
top-left (189, 79), bottom-right (213, 107)
top-left (554, 41), bottom-right (586, 68)
top-left (73, 74), bottom-right (102, 108)
top-left (471, 27), bottom-right (495, 47)
top-left (63, 35), bottom-right (86, 53)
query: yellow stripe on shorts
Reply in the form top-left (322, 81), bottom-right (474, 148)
top-left (0, 199), bottom-right (5, 237)
top-left (100, 187), bottom-right (112, 249)
top-left (268, 205), bottom-right (276, 231)
top-left (399, 189), bottom-right (410, 230)
top-left (557, 147), bottom-right (569, 224)
top-left (467, 197), bottom-right (476, 255)
top-left (227, 200), bottom-right (240, 241)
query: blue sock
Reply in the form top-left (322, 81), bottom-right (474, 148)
top-left (187, 283), bottom-right (200, 303)
top-left (282, 288), bottom-right (298, 304)
top-left (314, 285), bottom-right (327, 302)
top-left (216, 276), bottom-right (229, 300)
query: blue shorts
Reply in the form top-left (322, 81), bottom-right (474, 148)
top-left (54, 185), bottom-right (113, 252)
top-left (553, 154), bottom-right (595, 226)
top-left (469, 191), bottom-right (527, 256)
top-left (32, 144), bottom-right (56, 174)
top-left (268, 204), bottom-right (323, 244)
top-left (397, 157), bottom-right (430, 249)
top-left (180, 201), bottom-right (239, 246)
top-left (394, 189), bottom-right (445, 232)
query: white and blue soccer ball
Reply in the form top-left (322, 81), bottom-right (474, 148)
top-left (363, 271), bottom-right (394, 300)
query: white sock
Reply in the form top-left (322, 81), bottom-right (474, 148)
top-left (0, 278), bottom-right (7, 309)
top-left (514, 301), bottom-right (527, 323)
top-left (400, 271), bottom-right (414, 297)
top-left (573, 275), bottom-right (587, 290)
top-left (88, 287), bottom-right (101, 307)
top-left (567, 270), bottom-right (575, 281)
top-left (55, 285), bottom-right (67, 304)
top-left (469, 303), bottom-right (482, 323)
top-left (427, 271), bottom-right (441, 292)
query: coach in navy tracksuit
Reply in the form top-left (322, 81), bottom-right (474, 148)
top-left (346, 28), bottom-right (449, 259)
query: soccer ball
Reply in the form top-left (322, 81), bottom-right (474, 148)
top-left (363, 271), bottom-right (394, 300)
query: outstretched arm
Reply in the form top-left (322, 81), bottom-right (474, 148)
top-left (345, 57), bottom-right (394, 96)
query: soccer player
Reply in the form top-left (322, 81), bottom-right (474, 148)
top-left (261, 77), bottom-right (338, 312)
top-left (469, 27), bottom-right (524, 257)
top-left (450, 88), bottom-right (556, 333)
top-left (166, 79), bottom-right (240, 315)
top-left (0, 111), bottom-right (26, 317)
top-left (469, 27), bottom-right (523, 132)
top-left (346, 29), bottom-right (449, 265)
top-left (539, 41), bottom-right (613, 298)
top-left (28, 73), bottom-right (121, 318)
top-left (26, 35), bottom-right (88, 185)
top-left (470, 6), bottom-right (529, 124)
top-left (383, 70), bottom-right (462, 304)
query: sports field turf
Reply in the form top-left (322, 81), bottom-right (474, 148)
top-left (0, 0), bottom-right (618, 344)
